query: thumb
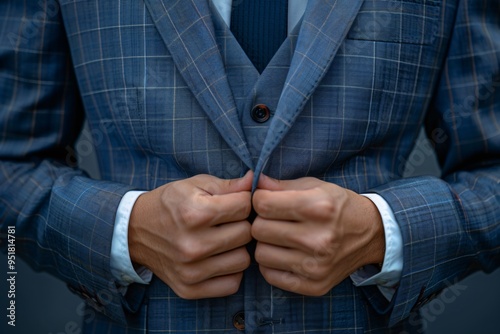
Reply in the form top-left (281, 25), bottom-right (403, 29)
top-left (256, 174), bottom-right (288, 191)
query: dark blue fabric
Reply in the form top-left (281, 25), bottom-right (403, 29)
top-left (230, 0), bottom-right (288, 73)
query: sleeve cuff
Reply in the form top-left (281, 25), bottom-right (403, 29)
top-left (350, 193), bottom-right (404, 300)
top-left (110, 190), bottom-right (153, 287)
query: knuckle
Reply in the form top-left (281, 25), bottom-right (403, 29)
top-left (306, 282), bottom-right (331, 297)
top-left (176, 267), bottom-right (202, 285)
top-left (240, 197), bottom-right (252, 217)
top-left (253, 193), bottom-right (270, 215)
top-left (311, 231), bottom-right (336, 254)
top-left (253, 245), bottom-right (265, 263)
top-left (313, 198), bottom-right (337, 220)
top-left (251, 219), bottom-right (265, 239)
top-left (227, 223), bottom-right (252, 249)
top-left (240, 220), bottom-right (252, 237)
top-left (204, 181), bottom-right (222, 196)
top-left (178, 204), bottom-right (208, 228)
top-left (304, 267), bottom-right (321, 281)
top-left (175, 284), bottom-right (196, 300)
top-left (236, 248), bottom-right (251, 269)
top-left (226, 274), bottom-right (243, 295)
top-left (309, 273), bottom-right (323, 282)
top-left (317, 283), bottom-right (332, 296)
top-left (312, 265), bottom-right (330, 281)
top-left (177, 237), bottom-right (205, 262)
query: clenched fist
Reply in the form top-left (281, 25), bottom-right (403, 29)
top-left (252, 174), bottom-right (385, 296)
top-left (129, 172), bottom-right (253, 299)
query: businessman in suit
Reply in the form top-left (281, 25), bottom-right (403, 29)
top-left (1, 0), bottom-right (499, 332)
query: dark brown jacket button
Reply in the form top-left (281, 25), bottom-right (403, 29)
top-left (232, 311), bottom-right (245, 330)
top-left (251, 104), bottom-right (271, 123)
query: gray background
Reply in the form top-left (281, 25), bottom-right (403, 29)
top-left (1, 128), bottom-right (499, 333)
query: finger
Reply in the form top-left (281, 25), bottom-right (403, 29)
top-left (258, 266), bottom-right (304, 294)
top-left (258, 266), bottom-right (332, 297)
top-left (208, 191), bottom-right (253, 224)
top-left (254, 242), bottom-right (309, 275)
top-left (205, 247), bottom-right (251, 278)
top-left (172, 272), bottom-right (244, 299)
top-left (253, 188), bottom-right (316, 221)
top-left (195, 170), bottom-right (253, 196)
top-left (252, 217), bottom-right (342, 256)
top-left (191, 173), bottom-right (253, 226)
top-left (176, 221), bottom-right (252, 262)
top-left (175, 247), bottom-right (251, 285)
top-left (254, 185), bottom-right (340, 222)
top-left (181, 190), bottom-right (252, 228)
top-left (251, 217), bottom-right (306, 249)
top-left (198, 221), bottom-right (252, 257)
top-left (255, 242), bottom-right (336, 282)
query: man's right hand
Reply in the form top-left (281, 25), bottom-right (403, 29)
top-left (128, 172), bottom-right (253, 299)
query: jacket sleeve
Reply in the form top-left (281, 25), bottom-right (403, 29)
top-left (0, 1), bottom-right (141, 324)
top-left (365, 0), bottom-right (500, 326)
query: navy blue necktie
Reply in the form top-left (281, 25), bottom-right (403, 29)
top-left (230, 0), bottom-right (288, 73)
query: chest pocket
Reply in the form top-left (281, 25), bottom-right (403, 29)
top-left (347, 0), bottom-right (442, 45)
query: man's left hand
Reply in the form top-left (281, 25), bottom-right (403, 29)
top-left (252, 174), bottom-right (385, 296)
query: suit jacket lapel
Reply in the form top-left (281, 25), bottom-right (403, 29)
top-left (254, 0), bottom-right (365, 183)
top-left (144, 0), bottom-right (254, 170)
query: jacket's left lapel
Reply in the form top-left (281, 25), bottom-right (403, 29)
top-left (254, 0), bottom-right (365, 183)
top-left (144, 0), bottom-right (253, 170)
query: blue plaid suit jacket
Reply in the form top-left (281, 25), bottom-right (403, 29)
top-left (1, 0), bottom-right (499, 332)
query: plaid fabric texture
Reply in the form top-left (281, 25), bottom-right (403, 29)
top-left (0, 0), bottom-right (499, 333)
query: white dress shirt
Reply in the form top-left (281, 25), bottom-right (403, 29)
top-left (110, 0), bottom-right (404, 300)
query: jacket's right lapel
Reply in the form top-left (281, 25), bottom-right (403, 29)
top-left (253, 0), bottom-right (364, 186)
top-left (144, 0), bottom-right (254, 170)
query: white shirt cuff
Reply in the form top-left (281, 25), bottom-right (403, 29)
top-left (350, 193), bottom-right (404, 301)
top-left (110, 190), bottom-right (153, 287)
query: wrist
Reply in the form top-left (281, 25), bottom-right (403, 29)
top-left (128, 192), bottom-right (152, 267)
top-left (363, 195), bottom-right (386, 266)
top-left (347, 190), bottom-right (386, 267)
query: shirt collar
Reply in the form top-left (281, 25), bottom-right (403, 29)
top-left (211, 0), bottom-right (307, 34)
